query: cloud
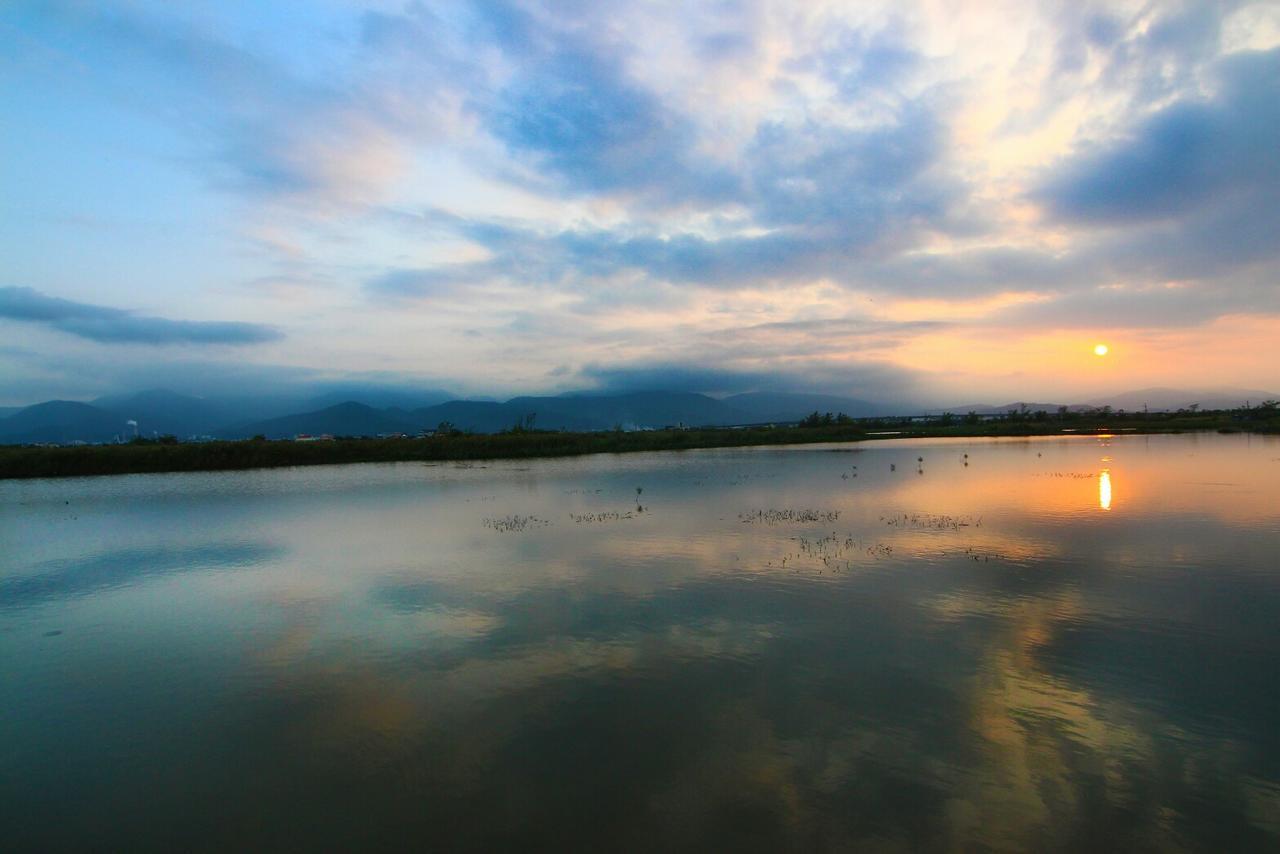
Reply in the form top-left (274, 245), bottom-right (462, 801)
top-left (14, 1), bottom-right (421, 210)
top-left (568, 316), bottom-right (940, 402)
top-left (1033, 47), bottom-right (1280, 225)
top-left (580, 357), bottom-right (927, 401)
top-left (0, 287), bottom-right (282, 345)
top-left (989, 275), bottom-right (1280, 330)
top-left (489, 44), bottom-right (740, 204)
top-left (1008, 47), bottom-right (1280, 329)
top-left (6, 1), bottom-right (1278, 402)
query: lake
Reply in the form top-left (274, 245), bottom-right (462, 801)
top-left (3, 433), bottom-right (1279, 851)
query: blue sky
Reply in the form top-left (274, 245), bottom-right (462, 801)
top-left (2, 0), bottom-right (1278, 405)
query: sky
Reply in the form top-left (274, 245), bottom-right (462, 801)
top-left (2, 0), bottom-right (1278, 407)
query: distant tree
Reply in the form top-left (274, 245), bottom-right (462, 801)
top-left (502, 412), bottom-right (539, 434)
top-left (126, 435), bottom-right (183, 446)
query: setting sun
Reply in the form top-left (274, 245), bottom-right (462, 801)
top-left (1094, 343), bottom-right (1110, 357)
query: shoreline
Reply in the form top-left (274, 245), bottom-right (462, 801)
top-left (2, 411), bottom-right (1276, 480)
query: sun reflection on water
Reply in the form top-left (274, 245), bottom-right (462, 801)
top-left (1099, 469), bottom-right (1112, 511)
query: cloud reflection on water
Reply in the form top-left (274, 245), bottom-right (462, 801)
top-left (2, 434), bottom-right (1278, 849)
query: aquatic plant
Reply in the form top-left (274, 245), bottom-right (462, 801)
top-left (739, 508), bottom-right (841, 525)
top-left (569, 511), bottom-right (635, 523)
top-left (483, 515), bottom-right (550, 533)
top-left (879, 513), bottom-right (981, 530)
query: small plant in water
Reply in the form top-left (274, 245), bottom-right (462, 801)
top-left (740, 508), bottom-right (841, 525)
top-left (483, 515), bottom-right (551, 533)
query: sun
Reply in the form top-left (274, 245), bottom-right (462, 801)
top-left (1093, 343), bottom-right (1109, 357)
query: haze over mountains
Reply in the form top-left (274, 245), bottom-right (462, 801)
top-left (1, 385), bottom-right (1276, 446)
top-left (0, 389), bottom-right (885, 444)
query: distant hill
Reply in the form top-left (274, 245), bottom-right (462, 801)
top-left (8, 384), bottom-right (1278, 445)
top-left (93, 389), bottom-right (229, 439)
top-left (220, 402), bottom-right (421, 439)
top-left (939, 388), bottom-right (1280, 415)
top-left (723, 392), bottom-right (883, 423)
top-left (939, 402), bottom-right (1082, 415)
top-left (418, 391), bottom-right (749, 433)
top-left (414, 400), bottom-right (521, 433)
top-left (1088, 387), bottom-right (1280, 412)
top-left (0, 407), bottom-right (19, 419)
top-left (534, 391), bottom-right (746, 429)
top-left (302, 386), bottom-right (453, 412)
top-left (0, 401), bottom-right (130, 444)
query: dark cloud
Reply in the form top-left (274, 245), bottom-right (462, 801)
top-left (0, 287), bottom-right (282, 346)
top-left (1005, 46), bottom-right (1280, 328)
top-left (1034, 47), bottom-right (1279, 225)
top-left (487, 38), bottom-right (740, 203)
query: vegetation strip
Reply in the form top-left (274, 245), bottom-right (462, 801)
top-left (1, 407), bottom-right (1277, 480)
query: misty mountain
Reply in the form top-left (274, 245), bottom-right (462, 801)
top-left (723, 392), bottom-right (883, 422)
top-left (8, 384), bottom-right (1279, 446)
top-left (220, 402), bottom-right (421, 439)
top-left (0, 401), bottom-right (130, 444)
top-left (219, 392), bottom-right (757, 439)
top-left (417, 400), bottom-right (517, 433)
top-left (302, 386), bottom-right (453, 412)
top-left (1087, 387), bottom-right (1280, 412)
top-left (418, 392), bottom-right (747, 433)
top-left (533, 391), bottom-right (746, 429)
top-left (0, 407), bottom-right (18, 419)
top-left (939, 402), bottom-right (1080, 415)
top-left (948, 389), bottom-right (1280, 414)
top-left (93, 389), bottom-right (229, 439)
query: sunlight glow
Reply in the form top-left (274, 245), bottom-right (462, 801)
top-left (1094, 344), bottom-right (1109, 357)
top-left (1099, 469), bottom-right (1112, 511)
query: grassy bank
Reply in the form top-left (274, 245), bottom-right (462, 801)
top-left (2, 408), bottom-right (1277, 480)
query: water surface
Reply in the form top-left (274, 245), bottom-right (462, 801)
top-left (3, 433), bottom-right (1279, 850)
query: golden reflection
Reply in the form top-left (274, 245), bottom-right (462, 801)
top-left (1099, 469), bottom-right (1112, 511)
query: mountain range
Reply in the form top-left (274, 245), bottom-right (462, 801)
top-left (0, 386), bottom-right (1275, 445)
top-left (939, 387), bottom-right (1280, 415)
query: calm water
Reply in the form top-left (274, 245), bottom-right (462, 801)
top-left (3, 433), bottom-right (1279, 851)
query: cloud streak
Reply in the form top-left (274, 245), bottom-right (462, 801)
top-left (0, 287), bottom-right (282, 346)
